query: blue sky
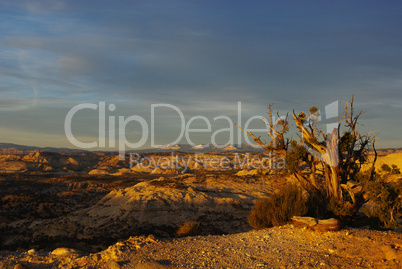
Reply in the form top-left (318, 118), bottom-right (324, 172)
top-left (0, 0), bottom-right (401, 149)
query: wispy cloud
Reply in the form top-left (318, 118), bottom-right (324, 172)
top-left (0, 1), bottom-right (401, 148)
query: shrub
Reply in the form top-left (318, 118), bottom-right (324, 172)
top-left (176, 221), bottom-right (200, 237)
top-left (381, 164), bottom-right (392, 173)
top-left (391, 164), bottom-right (401, 175)
top-left (248, 184), bottom-right (308, 229)
top-left (305, 191), bottom-right (331, 219)
top-left (285, 141), bottom-right (307, 174)
top-left (363, 180), bottom-right (402, 228)
top-left (355, 170), bottom-right (373, 183)
top-left (327, 197), bottom-right (355, 221)
top-left (381, 164), bottom-right (401, 175)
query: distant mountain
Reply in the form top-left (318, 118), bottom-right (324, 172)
top-left (375, 147), bottom-right (402, 156)
top-left (128, 144), bottom-right (402, 155)
top-left (223, 145), bottom-right (237, 151)
top-left (1, 142), bottom-right (399, 155)
top-left (0, 143), bottom-right (88, 154)
top-left (143, 143), bottom-right (265, 153)
top-left (192, 144), bottom-right (209, 150)
top-left (0, 142), bottom-right (263, 155)
top-left (156, 144), bottom-right (181, 150)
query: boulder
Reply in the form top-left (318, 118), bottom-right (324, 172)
top-left (51, 247), bottom-right (79, 256)
top-left (88, 169), bottom-right (109, 175)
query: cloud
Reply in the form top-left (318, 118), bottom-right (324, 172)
top-left (4, 0), bottom-right (65, 14)
top-left (0, 1), bottom-right (401, 148)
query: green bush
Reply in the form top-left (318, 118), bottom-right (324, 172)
top-left (248, 184), bottom-right (308, 229)
top-left (381, 164), bottom-right (392, 173)
top-left (355, 170), bottom-right (373, 183)
top-left (364, 180), bottom-right (402, 228)
top-left (285, 141), bottom-right (307, 174)
top-left (391, 164), bottom-right (401, 174)
top-left (327, 197), bottom-right (355, 220)
top-left (381, 163), bottom-right (400, 175)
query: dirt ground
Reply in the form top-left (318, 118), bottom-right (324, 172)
top-left (1, 224), bottom-right (401, 268)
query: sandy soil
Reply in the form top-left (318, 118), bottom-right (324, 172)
top-left (1, 225), bottom-right (401, 269)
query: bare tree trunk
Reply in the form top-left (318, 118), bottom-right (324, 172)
top-left (324, 164), bottom-right (341, 200)
top-left (293, 111), bottom-right (341, 200)
top-left (327, 129), bottom-right (341, 200)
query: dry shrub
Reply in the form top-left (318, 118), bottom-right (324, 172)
top-left (248, 184), bottom-right (308, 229)
top-left (363, 179), bottom-right (402, 228)
top-left (176, 221), bottom-right (200, 237)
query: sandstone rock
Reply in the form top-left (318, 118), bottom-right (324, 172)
top-left (43, 165), bottom-right (54, 171)
top-left (116, 168), bottom-right (132, 174)
top-left (76, 256), bottom-right (91, 267)
top-left (13, 264), bottom-right (27, 269)
top-left (27, 249), bottom-right (37, 255)
top-left (236, 170), bottom-right (250, 176)
top-left (106, 260), bottom-right (121, 269)
top-left (382, 245), bottom-right (400, 260)
top-left (22, 151), bottom-right (60, 165)
top-left (89, 169), bottom-right (109, 175)
top-left (131, 164), bottom-right (154, 173)
top-left (0, 161), bottom-right (29, 172)
top-left (51, 247), bottom-right (79, 256)
top-left (0, 154), bottom-right (22, 161)
top-left (236, 169), bottom-right (268, 176)
top-left (151, 167), bottom-right (168, 174)
top-left (147, 234), bottom-right (157, 242)
top-left (91, 253), bottom-right (102, 262)
top-left (63, 157), bottom-right (79, 166)
top-left (102, 244), bottom-right (127, 261)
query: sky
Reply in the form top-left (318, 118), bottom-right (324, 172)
top-left (0, 0), bottom-right (401, 150)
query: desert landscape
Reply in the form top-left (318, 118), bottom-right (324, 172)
top-left (0, 145), bottom-right (401, 268)
top-left (2, 1), bottom-right (402, 268)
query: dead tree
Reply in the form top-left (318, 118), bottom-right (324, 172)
top-left (293, 96), bottom-right (376, 211)
top-left (240, 96), bottom-right (376, 215)
top-left (236, 103), bottom-right (290, 158)
top-left (293, 110), bottom-right (341, 200)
